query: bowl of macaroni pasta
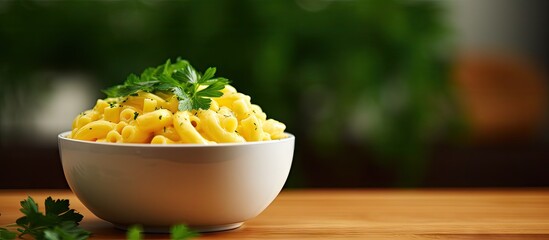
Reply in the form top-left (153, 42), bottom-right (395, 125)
top-left (58, 59), bottom-right (294, 232)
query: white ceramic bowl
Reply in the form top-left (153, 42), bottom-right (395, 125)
top-left (58, 131), bottom-right (294, 232)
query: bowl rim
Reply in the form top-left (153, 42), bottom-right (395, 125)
top-left (58, 131), bottom-right (295, 148)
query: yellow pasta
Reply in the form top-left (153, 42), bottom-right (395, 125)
top-left (151, 135), bottom-right (176, 144)
top-left (199, 110), bottom-right (245, 143)
top-left (104, 106), bottom-right (121, 123)
top-left (73, 120), bottom-right (116, 141)
top-left (221, 116), bottom-right (238, 133)
top-left (122, 96), bottom-right (145, 110)
top-left (138, 91), bottom-right (166, 103)
top-left (74, 115), bottom-right (92, 129)
top-left (105, 130), bottom-right (123, 143)
top-left (136, 109), bottom-right (173, 132)
top-left (263, 119), bottom-right (287, 140)
top-left (119, 108), bottom-right (139, 123)
top-left (93, 99), bottom-right (109, 114)
top-left (70, 85), bottom-right (287, 144)
top-left (232, 98), bottom-right (251, 120)
top-left (143, 98), bottom-right (157, 113)
top-left (174, 111), bottom-right (210, 144)
top-left (238, 115), bottom-right (264, 142)
top-left (121, 125), bottom-right (152, 143)
top-left (115, 121), bottom-right (128, 133)
top-left (251, 104), bottom-right (267, 121)
top-left (158, 95), bottom-right (179, 113)
top-left (154, 126), bottom-right (181, 142)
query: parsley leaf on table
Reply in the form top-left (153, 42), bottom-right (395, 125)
top-left (126, 224), bottom-right (197, 240)
top-left (44, 198), bottom-right (84, 224)
top-left (170, 224), bottom-right (198, 240)
top-left (4, 197), bottom-right (197, 240)
top-left (0, 227), bottom-right (16, 240)
top-left (15, 196), bottom-right (89, 240)
top-left (126, 225), bottom-right (142, 240)
top-left (43, 222), bottom-right (90, 240)
top-left (102, 58), bottom-right (229, 111)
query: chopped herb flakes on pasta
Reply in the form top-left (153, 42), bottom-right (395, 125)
top-left (70, 58), bottom-right (286, 144)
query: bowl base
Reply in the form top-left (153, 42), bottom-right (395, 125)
top-left (192, 222), bottom-right (243, 233)
top-left (115, 222), bottom-right (243, 233)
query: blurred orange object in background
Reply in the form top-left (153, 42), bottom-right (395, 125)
top-left (453, 51), bottom-right (548, 143)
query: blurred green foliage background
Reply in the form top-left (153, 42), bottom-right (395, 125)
top-left (0, 0), bottom-right (460, 187)
top-left (0, 0), bottom-right (478, 187)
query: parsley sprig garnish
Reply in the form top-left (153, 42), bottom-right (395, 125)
top-left (126, 225), bottom-right (197, 240)
top-left (0, 196), bottom-right (90, 240)
top-left (102, 58), bottom-right (229, 111)
top-left (1, 197), bottom-right (198, 240)
top-left (0, 227), bottom-right (17, 240)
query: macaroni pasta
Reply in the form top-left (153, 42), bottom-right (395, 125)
top-left (70, 86), bottom-right (287, 144)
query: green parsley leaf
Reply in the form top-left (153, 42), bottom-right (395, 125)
top-left (44, 198), bottom-right (84, 224)
top-left (197, 78), bottom-right (229, 98)
top-left (178, 98), bottom-right (193, 111)
top-left (43, 222), bottom-right (90, 240)
top-left (139, 68), bottom-right (156, 82)
top-left (182, 65), bottom-right (199, 84)
top-left (124, 224), bottom-right (197, 240)
top-left (0, 227), bottom-right (16, 240)
top-left (15, 196), bottom-right (87, 240)
top-left (170, 224), bottom-right (198, 240)
top-left (191, 96), bottom-right (212, 111)
top-left (126, 225), bottom-right (142, 240)
top-left (102, 58), bottom-right (229, 111)
top-left (198, 67), bottom-right (216, 84)
top-left (5, 197), bottom-right (198, 240)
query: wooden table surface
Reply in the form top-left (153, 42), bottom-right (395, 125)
top-left (1, 189), bottom-right (549, 239)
